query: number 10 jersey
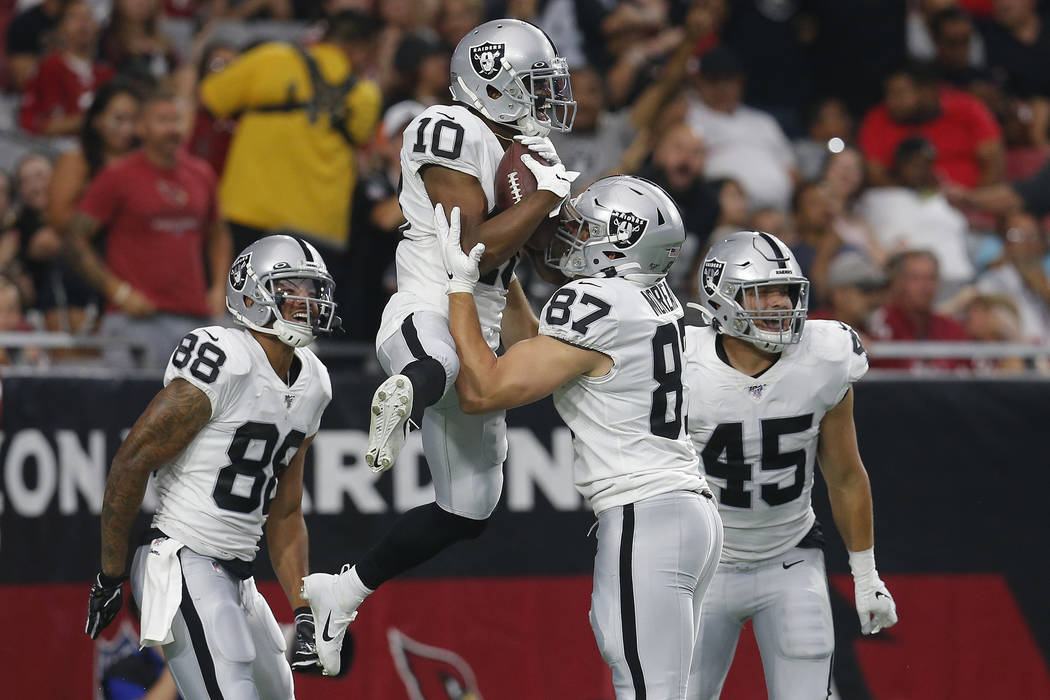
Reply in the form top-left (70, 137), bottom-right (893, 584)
top-left (683, 320), bottom-right (868, 563)
top-left (539, 277), bottom-right (708, 515)
top-left (154, 326), bottom-right (332, 562)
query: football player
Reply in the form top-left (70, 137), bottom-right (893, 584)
top-left (86, 235), bottom-right (338, 698)
top-left (302, 19), bottom-right (579, 676)
top-left (683, 231), bottom-right (898, 700)
top-left (438, 176), bottom-right (724, 699)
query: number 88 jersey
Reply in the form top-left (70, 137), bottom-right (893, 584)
top-left (539, 277), bottom-right (708, 515)
top-left (683, 320), bottom-right (868, 563)
top-left (153, 325), bottom-right (331, 562)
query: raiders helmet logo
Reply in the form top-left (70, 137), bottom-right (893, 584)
top-left (702, 258), bottom-right (726, 296)
top-left (470, 42), bottom-right (506, 79)
top-left (608, 210), bottom-right (648, 249)
top-left (229, 253), bottom-right (251, 292)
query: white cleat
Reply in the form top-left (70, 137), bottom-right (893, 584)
top-left (301, 567), bottom-right (358, 677)
top-left (365, 374), bottom-right (414, 473)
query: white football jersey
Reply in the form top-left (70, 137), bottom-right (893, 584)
top-left (377, 104), bottom-right (513, 352)
top-left (539, 277), bottom-right (708, 515)
top-left (684, 320), bottom-right (868, 562)
top-left (152, 326), bottom-right (331, 562)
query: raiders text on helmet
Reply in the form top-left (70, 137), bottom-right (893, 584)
top-left (226, 235), bottom-right (338, 348)
top-left (449, 19), bottom-right (575, 137)
top-left (696, 231), bottom-right (809, 353)
top-left (546, 176), bottom-right (685, 285)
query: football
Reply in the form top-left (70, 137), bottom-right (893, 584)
top-left (494, 141), bottom-right (559, 251)
top-left (495, 140), bottom-right (544, 211)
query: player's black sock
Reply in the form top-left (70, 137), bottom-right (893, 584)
top-left (355, 503), bottom-right (487, 589)
top-left (401, 357), bottom-right (444, 426)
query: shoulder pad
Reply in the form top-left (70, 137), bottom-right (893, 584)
top-left (538, 279), bottom-right (619, 353)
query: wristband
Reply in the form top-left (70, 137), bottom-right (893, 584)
top-left (98, 571), bottom-right (128, 588)
top-left (294, 606), bottom-right (312, 619)
top-left (847, 547), bottom-right (877, 581)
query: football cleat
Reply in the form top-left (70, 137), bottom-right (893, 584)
top-left (365, 374), bottom-right (414, 473)
top-left (301, 566), bottom-right (358, 677)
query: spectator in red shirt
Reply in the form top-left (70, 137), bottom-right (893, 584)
top-left (859, 62), bottom-right (1004, 188)
top-left (19, 0), bottom-right (115, 137)
top-left (64, 90), bottom-right (233, 368)
top-left (869, 249), bottom-right (972, 369)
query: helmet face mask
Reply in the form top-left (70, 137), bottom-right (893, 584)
top-left (698, 232), bottom-right (809, 353)
top-left (227, 236), bottom-right (338, 348)
top-left (451, 19), bottom-right (576, 136)
top-left (545, 176), bottom-right (685, 285)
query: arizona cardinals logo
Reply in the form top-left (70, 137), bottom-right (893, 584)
top-left (229, 253), bottom-right (250, 291)
top-left (389, 628), bottom-right (482, 700)
top-left (470, 43), bottom-right (505, 79)
top-left (702, 258), bottom-right (725, 296)
top-left (156, 180), bottom-right (188, 206)
top-left (609, 210), bottom-right (648, 249)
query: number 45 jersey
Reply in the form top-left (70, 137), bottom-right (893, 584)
top-left (153, 325), bottom-right (332, 562)
top-left (539, 277), bottom-right (708, 515)
top-left (683, 320), bottom-right (868, 563)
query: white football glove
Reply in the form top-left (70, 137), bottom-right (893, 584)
top-left (434, 203), bottom-right (485, 294)
top-left (514, 134), bottom-right (561, 164)
top-left (849, 548), bottom-right (898, 635)
top-left (520, 154), bottom-right (579, 200)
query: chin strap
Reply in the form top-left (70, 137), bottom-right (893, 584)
top-left (686, 302), bottom-right (718, 326)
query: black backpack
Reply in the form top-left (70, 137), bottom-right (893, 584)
top-left (252, 44), bottom-right (360, 146)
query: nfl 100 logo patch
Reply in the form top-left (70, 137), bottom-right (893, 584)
top-left (470, 42), bottom-right (505, 79)
top-left (747, 383), bottom-right (766, 400)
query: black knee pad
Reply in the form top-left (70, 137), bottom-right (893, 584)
top-left (401, 357), bottom-right (446, 423)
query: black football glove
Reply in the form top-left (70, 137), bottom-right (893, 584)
top-left (290, 607), bottom-right (324, 675)
top-left (85, 572), bottom-right (126, 639)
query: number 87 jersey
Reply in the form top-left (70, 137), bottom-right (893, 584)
top-left (153, 325), bottom-right (331, 562)
top-left (683, 319), bottom-right (868, 563)
top-left (539, 277), bottom-right (709, 515)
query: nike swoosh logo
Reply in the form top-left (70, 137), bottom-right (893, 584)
top-left (782, 560), bottom-right (804, 569)
top-left (203, 330), bottom-right (219, 341)
top-left (875, 590), bottom-right (888, 599)
top-left (321, 613), bottom-right (336, 642)
top-left (447, 272), bottom-right (453, 279)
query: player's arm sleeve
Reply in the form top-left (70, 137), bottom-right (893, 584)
top-left (402, 110), bottom-right (483, 181)
top-left (307, 362), bottom-right (333, 436)
top-left (345, 77), bottom-right (381, 146)
top-left (162, 328), bottom-right (244, 420)
top-left (538, 280), bottom-right (619, 358)
top-left (838, 322), bottom-right (869, 402)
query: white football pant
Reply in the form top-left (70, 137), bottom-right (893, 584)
top-left (590, 491), bottom-right (724, 700)
top-left (130, 545), bottom-right (293, 700)
top-left (689, 547), bottom-right (834, 700)
top-left (377, 310), bottom-right (508, 520)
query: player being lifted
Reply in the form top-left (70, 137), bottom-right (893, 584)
top-left (439, 176), bottom-right (723, 699)
top-left (683, 231), bottom-right (898, 700)
top-left (301, 19), bottom-right (579, 676)
top-left (85, 236), bottom-right (340, 697)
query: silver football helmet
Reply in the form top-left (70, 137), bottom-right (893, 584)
top-left (226, 234), bottom-right (338, 348)
top-left (449, 18), bottom-right (575, 137)
top-left (545, 176), bottom-right (685, 285)
top-left (696, 231), bottom-right (809, 353)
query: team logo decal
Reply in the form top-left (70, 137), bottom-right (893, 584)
top-left (229, 253), bottom-right (251, 291)
top-left (701, 258), bottom-right (725, 296)
top-left (609, 210), bottom-right (648, 249)
top-left (389, 628), bottom-right (482, 699)
top-left (470, 42), bottom-right (505, 79)
top-left (748, 383), bottom-right (766, 400)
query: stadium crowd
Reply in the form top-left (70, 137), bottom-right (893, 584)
top-left (0, 0), bottom-right (1047, 373)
